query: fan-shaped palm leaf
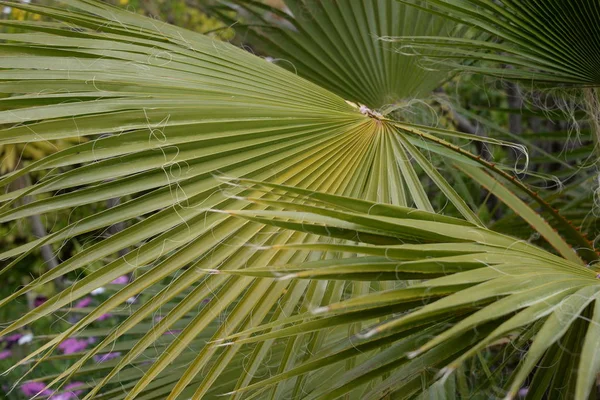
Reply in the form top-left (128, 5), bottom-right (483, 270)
top-left (396, 0), bottom-right (600, 86)
top-left (0, 1), bottom-right (484, 398)
top-left (212, 0), bottom-right (464, 108)
top-left (394, 0), bottom-right (600, 185)
top-left (218, 180), bottom-right (600, 399)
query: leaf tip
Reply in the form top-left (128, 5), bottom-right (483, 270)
top-left (356, 328), bottom-right (377, 340)
top-left (198, 268), bottom-right (221, 275)
top-left (277, 273), bottom-right (297, 281)
top-left (216, 390), bottom-right (238, 397)
top-left (213, 341), bottom-right (235, 348)
top-left (406, 349), bottom-right (421, 359)
top-left (311, 306), bottom-right (329, 315)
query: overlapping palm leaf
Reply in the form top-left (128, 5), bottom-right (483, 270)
top-left (217, 180), bottom-right (600, 399)
top-left (212, 0), bottom-right (462, 108)
top-left (456, 103), bottom-right (599, 244)
top-left (392, 0), bottom-right (600, 209)
top-left (396, 0), bottom-right (600, 86)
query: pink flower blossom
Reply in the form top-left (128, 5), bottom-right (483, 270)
top-left (96, 313), bottom-right (112, 321)
top-left (65, 382), bottom-right (84, 391)
top-left (111, 275), bottom-right (129, 284)
top-left (74, 297), bottom-right (92, 308)
top-left (49, 382), bottom-right (84, 400)
top-left (94, 352), bottom-right (121, 363)
top-left (58, 338), bottom-right (91, 355)
top-left (0, 350), bottom-right (11, 359)
top-left (1, 333), bottom-right (23, 344)
top-left (34, 296), bottom-right (48, 307)
top-left (21, 381), bottom-right (52, 397)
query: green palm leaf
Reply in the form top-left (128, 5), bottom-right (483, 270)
top-left (212, 0), bottom-right (464, 109)
top-left (0, 1), bottom-right (486, 398)
top-left (219, 181), bottom-right (600, 399)
top-left (396, 0), bottom-right (600, 86)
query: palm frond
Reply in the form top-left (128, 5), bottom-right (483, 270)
top-left (396, 0), bottom-right (600, 86)
top-left (213, 0), bottom-right (466, 108)
top-left (0, 1), bottom-right (485, 398)
top-left (220, 180), bottom-right (600, 399)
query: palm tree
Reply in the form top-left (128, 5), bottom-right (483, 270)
top-left (0, 0), bottom-right (598, 398)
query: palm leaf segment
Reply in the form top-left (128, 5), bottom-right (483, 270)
top-left (397, 0), bottom-right (600, 86)
top-left (222, 181), bottom-right (600, 400)
top-left (0, 0), bottom-right (593, 399)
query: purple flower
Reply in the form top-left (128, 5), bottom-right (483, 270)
top-left (1, 333), bottom-right (23, 344)
top-left (58, 338), bottom-right (90, 355)
top-left (50, 393), bottom-right (72, 400)
top-left (94, 352), bottom-right (121, 363)
top-left (74, 297), bottom-right (92, 308)
top-left (111, 275), bottom-right (129, 284)
top-left (65, 382), bottom-right (84, 391)
top-left (21, 381), bottom-right (52, 397)
top-left (49, 382), bottom-right (84, 400)
top-left (34, 296), bottom-right (48, 307)
top-left (0, 349), bottom-right (11, 359)
top-left (96, 313), bottom-right (112, 321)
